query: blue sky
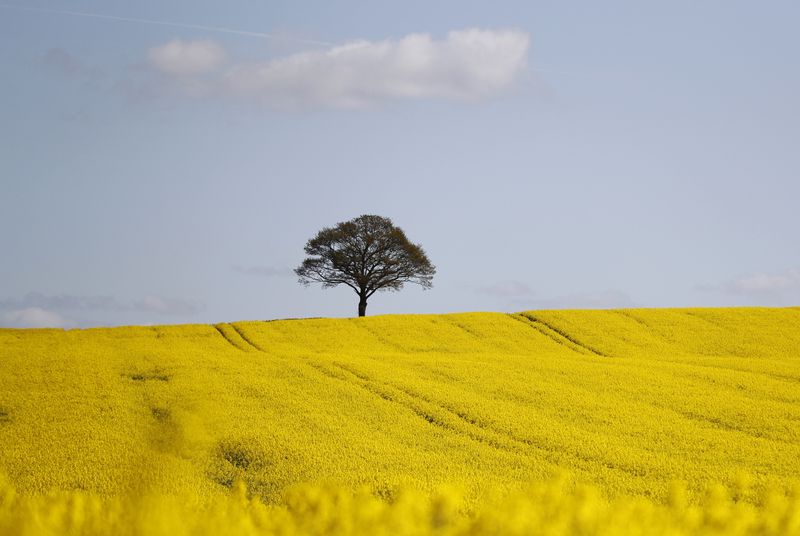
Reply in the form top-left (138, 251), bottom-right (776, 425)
top-left (1, 0), bottom-right (798, 327)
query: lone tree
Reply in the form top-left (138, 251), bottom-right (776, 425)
top-left (295, 215), bottom-right (435, 317)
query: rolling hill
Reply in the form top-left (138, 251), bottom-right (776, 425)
top-left (1, 307), bottom-right (799, 534)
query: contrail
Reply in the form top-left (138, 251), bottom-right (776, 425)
top-left (0, 3), bottom-right (333, 46)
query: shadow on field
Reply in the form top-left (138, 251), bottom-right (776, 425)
top-left (122, 368), bottom-right (171, 382)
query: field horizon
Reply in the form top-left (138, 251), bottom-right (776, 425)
top-left (4, 305), bottom-right (799, 332)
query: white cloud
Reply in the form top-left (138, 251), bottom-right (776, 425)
top-left (148, 28), bottom-right (529, 109)
top-left (148, 39), bottom-right (226, 75)
top-left (1, 307), bottom-right (68, 328)
top-left (724, 268), bottom-right (800, 294)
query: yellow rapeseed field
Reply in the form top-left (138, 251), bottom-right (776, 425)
top-left (1, 307), bottom-right (799, 534)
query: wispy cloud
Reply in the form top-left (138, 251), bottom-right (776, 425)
top-left (472, 281), bottom-right (635, 310)
top-left (148, 39), bottom-right (227, 75)
top-left (0, 307), bottom-right (69, 329)
top-left (0, 292), bottom-right (204, 318)
top-left (40, 48), bottom-right (107, 83)
top-left (0, 292), bottom-right (124, 312)
top-left (39, 48), bottom-right (112, 121)
top-left (723, 268), bottom-right (800, 294)
top-left (697, 268), bottom-right (800, 301)
top-left (513, 290), bottom-right (636, 310)
top-left (42, 48), bottom-right (86, 75)
top-left (133, 295), bottom-right (203, 315)
top-left (0, 4), bottom-right (331, 46)
top-left (147, 29), bottom-right (530, 110)
top-left (475, 280), bottom-right (536, 298)
top-left (233, 265), bottom-right (294, 278)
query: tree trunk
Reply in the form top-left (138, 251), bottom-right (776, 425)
top-left (358, 296), bottom-right (368, 317)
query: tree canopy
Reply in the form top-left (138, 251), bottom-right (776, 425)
top-left (295, 215), bottom-right (435, 316)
